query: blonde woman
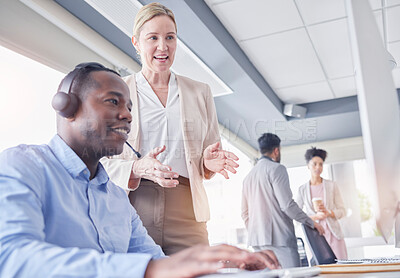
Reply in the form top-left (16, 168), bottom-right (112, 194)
top-left (296, 147), bottom-right (348, 259)
top-left (101, 2), bottom-right (239, 255)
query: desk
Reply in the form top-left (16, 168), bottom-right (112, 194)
top-left (199, 267), bottom-right (400, 277)
top-left (317, 262), bottom-right (400, 277)
top-left (320, 272), bottom-right (400, 277)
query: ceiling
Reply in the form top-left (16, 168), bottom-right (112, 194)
top-left (206, 0), bottom-right (400, 104)
top-left (2, 0), bottom-right (400, 155)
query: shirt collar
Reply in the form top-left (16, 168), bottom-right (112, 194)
top-left (49, 135), bottom-right (87, 178)
top-left (91, 163), bottom-right (110, 189)
top-left (260, 155), bottom-right (274, 162)
top-left (48, 135), bottom-right (109, 186)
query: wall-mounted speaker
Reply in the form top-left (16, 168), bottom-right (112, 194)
top-left (283, 104), bottom-right (307, 118)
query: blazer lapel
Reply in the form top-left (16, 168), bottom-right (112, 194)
top-left (322, 179), bottom-right (329, 209)
top-left (176, 75), bottom-right (197, 143)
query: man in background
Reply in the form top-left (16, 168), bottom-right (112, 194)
top-left (242, 133), bottom-right (324, 268)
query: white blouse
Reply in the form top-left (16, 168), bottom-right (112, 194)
top-left (136, 72), bottom-right (189, 178)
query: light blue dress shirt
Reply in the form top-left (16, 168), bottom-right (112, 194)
top-left (0, 135), bottom-right (164, 278)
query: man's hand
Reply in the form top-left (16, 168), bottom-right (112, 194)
top-left (132, 146), bottom-right (179, 188)
top-left (144, 244), bottom-right (280, 278)
top-left (203, 142), bottom-right (239, 179)
top-left (239, 249), bottom-right (281, 270)
top-left (313, 221), bottom-right (324, 235)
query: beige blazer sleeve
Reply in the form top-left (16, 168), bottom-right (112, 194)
top-left (325, 180), bottom-right (346, 219)
top-left (177, 75), bottom-right (221, 221)
top-left (100, 157), bottom-right (134, 191)
top-left (325, 180), bottom-right (346, 238)
top-left (198, 84), bottom-right (220, 180)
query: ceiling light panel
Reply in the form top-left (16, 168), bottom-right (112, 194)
top-left (84, 0), bottom-right (139, 36)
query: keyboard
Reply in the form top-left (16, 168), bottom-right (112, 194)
top-left (198, 266), bottom-right (321, 277)
top-left (336, 257), bottom-right (400, 264)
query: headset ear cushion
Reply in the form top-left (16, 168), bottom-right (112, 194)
top-left (52, 92), bottom-right (79, 118)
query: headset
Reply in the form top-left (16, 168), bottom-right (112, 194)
top-left (52, 62), bottom-right (141, 158)
top-left (52, 62), bottom-right (109, 118)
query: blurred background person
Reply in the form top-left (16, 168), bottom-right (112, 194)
top-left (101, 2), bottom-right (239, 255)
top-left (242, 133), bottom-right (323, 268)
top-left (296, 147), bottom-right (348, 259)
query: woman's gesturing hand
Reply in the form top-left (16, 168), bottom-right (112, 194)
top-left (203, 142), bottom-right (239, 179)
top-left (132, 146), bottom-right (179, 187)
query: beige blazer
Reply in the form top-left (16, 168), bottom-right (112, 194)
top-left (101, 73), bottom-right (220, 222)
top-left (296, 179), bottom-right (346, 239)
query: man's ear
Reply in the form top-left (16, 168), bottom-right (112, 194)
top-left (59, 113), bottom-right (77, 123)
top-left (274, 147), bottom-right (279, 156)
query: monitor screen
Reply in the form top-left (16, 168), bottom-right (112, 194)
top-left (346, 0), bottom-right (400, 243)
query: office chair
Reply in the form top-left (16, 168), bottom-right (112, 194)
top-left (301, 224), bottom-right (337, 265)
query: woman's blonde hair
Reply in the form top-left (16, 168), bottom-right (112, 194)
top-left (133, 2), bottom-right (177, 39)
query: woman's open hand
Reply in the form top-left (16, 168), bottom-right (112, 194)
top-left (203, 142), bottom-right (239, 179)
top-left (132, 146), bottom-right (179, 188)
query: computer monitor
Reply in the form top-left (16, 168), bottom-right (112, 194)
top-left (346, 0), bottom-right (400, 245)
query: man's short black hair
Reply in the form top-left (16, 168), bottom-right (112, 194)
top-left (57, 65), bottom-right (120, 100)
top-left (305, 147), bottom-right (327, 163)
top-left (258, 133), bottom-right (281, 154)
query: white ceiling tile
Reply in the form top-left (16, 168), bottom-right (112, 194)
top-left (330, 76), bottom-right (357, 98)
top-left (392, 67), bottom-right (400, 88)
top-left (276, 81), bottom-right (333, 104)
top-left (369, 0), bottom-right (382, 10)
top-left (386, 6), bottom-right (400, 42)
top-left (240, 28), bottom-right (326, 89)
top-left (385, 0), bottom-right (400, 7)
top-left (295, 0), bottom-right (346, 25)
top-left (209, 0), bottom-right (303, 41)
top-left (308, 19), bottom-right (354, 79)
